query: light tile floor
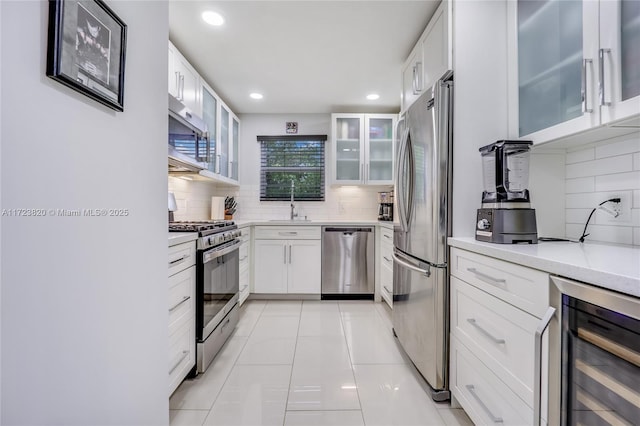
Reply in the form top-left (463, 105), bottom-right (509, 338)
top-left (170, 300), bottom-right (474, 426)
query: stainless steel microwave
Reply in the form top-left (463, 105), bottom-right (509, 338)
top-left (168, 94), bottom-right (212, 172)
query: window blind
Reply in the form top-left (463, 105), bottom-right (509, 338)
top-left (258, 135), bottom-right (327, 201)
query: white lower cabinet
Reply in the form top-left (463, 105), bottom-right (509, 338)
top-left (451, 336), bottom-right (533, 425)
top-left (253, 226), bottom-right (321, 294)
top-left (168, 240), bottom-right (196, 396)
top-left (238, 227), bottom-right (251, 305)
top-left (449, 247), bottom-right (549, 426)
top-left (379, 226), bottom-right (394, 308)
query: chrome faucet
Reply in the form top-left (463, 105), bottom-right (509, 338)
top-left (290, 180), bottom-right (297, 220)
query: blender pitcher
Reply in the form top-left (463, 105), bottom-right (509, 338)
top-left (480, 140), bottom-right (532, 205)
top-left (476, 140), bottom-right (538, 244)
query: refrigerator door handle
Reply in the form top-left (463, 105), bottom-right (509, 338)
top-left (396, 128), bottom-right (411, 232)
top-left (392, 251), bottom-right (431, 277)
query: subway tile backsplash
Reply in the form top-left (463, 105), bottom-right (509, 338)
top-left (233, 185), bottom-right (389, 221)
top-left (168, 176), bottom-right (388, 222)
top-left (565, 133), bottom-right (640, 246)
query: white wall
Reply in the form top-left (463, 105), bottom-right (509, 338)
top-left (451, 0), bottom-right (510, 237)
top-left (236, 113), bottom-right (390, 221)
top-left (564, 133), bottom-right (640, 245)
top-left (1, 1), bottom-right (169, 424)
top-left (168, 177), bottom-right (238, 221)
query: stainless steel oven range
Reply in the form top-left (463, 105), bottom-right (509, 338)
top-left (169, 220), bottom-right (241, 374)
top-left (544, 276), bottom-right (640, 426)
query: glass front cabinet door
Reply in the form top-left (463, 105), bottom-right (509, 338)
top-left (512, 0), bottom-right (640, 144)
top-left (600, 0), bottom-right (640, 124)
top-left (202, 85), bottom-right (217, 174)
top-left (332, 114), bottom-right (396, 185)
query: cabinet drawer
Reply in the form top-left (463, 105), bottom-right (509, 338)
top-left (380, 263), bottom-right (393, 308)
top-left (239, 263), bottom-right (250, 292)
top-left (168, 241), bottom-right (196, 277)
top-left (451, 336), bottom-right (532, 426)
top-left (450, 247), bottom-right (549, 318)
top-left (451, 276), bottom-right (539, 404)
top-left (380, 243), bottom-right (393, 270)
top-left (169, 320), bottom-right (195, 396)
top-left (168, 266), bottom-right (195, 336)
top-left (380, 226), bottom-right (394, 244)
top-left (239, 227), bottom-right (251, 243)
top-left (254, 226), bottom-right (320, 240)
top-left (239, 242), bottom-right (249, 264)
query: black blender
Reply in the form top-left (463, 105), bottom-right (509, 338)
top-left (476, 140), bottom-right (538, 244)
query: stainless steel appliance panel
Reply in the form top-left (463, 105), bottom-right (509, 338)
top-left (199, 240), bottom-right (240, 339)
top-left (392, 248), bottom-right (448, 395)
top-left (395, 77), bottom-right (452, 266)
top-left (321, 227), bottom-right (374, 295)
top-left (547, 276), bottom-right (640, 426)
top-left (392, 72), bottom-right (453, 401)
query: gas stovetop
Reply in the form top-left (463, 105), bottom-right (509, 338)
top-left (169, 220), bottom-right (239, 250)
top-left (169, 220), bottom-right (235, 234)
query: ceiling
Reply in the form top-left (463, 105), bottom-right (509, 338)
top-left (168, 1), bottom-right (439, 114)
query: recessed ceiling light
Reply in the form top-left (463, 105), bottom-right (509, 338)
top-left (249, 93), bottom-right (263, 100)
top-left (366, 93), bottom-right (380, 100)
top-left (202, 11), bottom-right (224, 26)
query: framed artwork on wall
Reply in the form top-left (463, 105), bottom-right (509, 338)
top-left (46, 0), bottom-right (127, 111)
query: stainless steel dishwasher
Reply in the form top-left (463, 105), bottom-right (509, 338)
top-left (321, 226), bottom-right (374, 299)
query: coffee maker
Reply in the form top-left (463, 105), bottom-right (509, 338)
top-left (378, 191), bottom-right (394, 221)
top-left (476, 140), bottom-right (538, 244)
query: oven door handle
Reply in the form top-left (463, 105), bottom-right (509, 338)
top-left (534, 306), bottom-right (556, 426)
top-left (202, 239), bottom-right (240, 264)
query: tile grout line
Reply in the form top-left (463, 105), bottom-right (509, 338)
top-left (281, 300), bottom-right (303, 426)
top-left (199, 300), bottom-right (267, 425)
top-left (337, 301), bottom-right (367, 426)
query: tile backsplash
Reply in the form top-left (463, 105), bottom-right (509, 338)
top-left (168, 176), bottom-right (388, 222)
top-left (168, 176), bottom-right (238, 222)
top-left (564, 134), bottom-right (640, 246)
top-left (233, 185), bottom-right (390, 221)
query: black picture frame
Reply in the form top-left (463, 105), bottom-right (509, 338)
top-left (47, 0), bottom-right (127, 111)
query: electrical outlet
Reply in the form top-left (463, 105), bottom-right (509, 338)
top-left (601, 192), bottom-right (632, 224)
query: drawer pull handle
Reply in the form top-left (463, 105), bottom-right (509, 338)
top-left (169, 254), bottom-right (190, 266)
top-left (383, 234), bottom-right (392, 239)
top-left (467, 318), bottom-right (505, 344)
top-left (466, 268), bottom-right (506, 286)
top-left (278, 231), bottom-right (298, 236)
top-left (169, 296), bottom-right (190, 312)
top-left (383, 256), bottom-right (392, 262)
top-left (465, 384), bottom-right (503, 423)
top-left (383, 285), bottom-right (392, 294)
top-left (169, 350), bottom-right (189, 375)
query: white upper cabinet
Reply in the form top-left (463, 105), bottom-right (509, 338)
top-left (599, 0), bottom-right (640, 124)
top-left (332, 113), bottom-right (396, 186)
top-left (401, 1), bottom-right (452, 113)
top-left (168, 41), bottom-right (201, 117)
top-left (168, 41), bottom-right (240, 184)
top-left (420, 2), bottom-right (450, 93)
top-left (509, 0), bottom-right (640, 144)
top-left (401, 50), bottom-right (423, 113)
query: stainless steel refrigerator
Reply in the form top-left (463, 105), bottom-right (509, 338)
top-left (392, 71), bottom-right (453, 401)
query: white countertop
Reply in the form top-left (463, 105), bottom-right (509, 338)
top-left (234, 219), bottom-right (396, 228)
top-left (448, 237), bottom-right (640, 298)
top-left (168, 232), bottom-right (198, 247)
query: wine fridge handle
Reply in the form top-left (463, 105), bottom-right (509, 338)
top-left (534, 307), bottom-right (556, 426)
